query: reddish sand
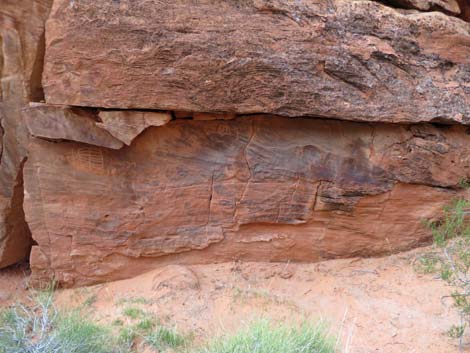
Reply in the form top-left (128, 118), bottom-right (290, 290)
top-left (0, 248), bottom-right (465, 352)
top-left (0, 262), bottom-right (30, 304)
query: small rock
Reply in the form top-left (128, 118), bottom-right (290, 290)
top-left (279, 269), bottom-right (294, 279)
top-left (152, 265), bottom-right (200, 291)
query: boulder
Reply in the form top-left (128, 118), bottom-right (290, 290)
top-left (24, 115), bottom-right (470, 286)
top-left (43, 0), bottom-right (470, 123)
top-left (151, 265), bottom-right (200, 292)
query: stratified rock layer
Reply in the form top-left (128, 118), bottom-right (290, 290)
top-left (24, 116), bottom-right (469, 286)
top-left (43, 0), bottom-right (470, 123)
top-left (1, 0), bottom-right (470, 288)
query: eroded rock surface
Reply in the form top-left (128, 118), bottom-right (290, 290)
top-left (97, 111), bottom-right (171, 146)
top-left (1, 0), bottom-right (470, 287)
top-left (381, 0), bottom-right (461, 14)
top-left (25, 104), bottom-right (124, 149)
top-left (0, 0), bottom-right (52, 268)
top-left (24, 116), bottom-right (469, 286)
top-left (151, 265), bottom-right (200, 292)
top-left (43, 0), bottom-right (470, 123)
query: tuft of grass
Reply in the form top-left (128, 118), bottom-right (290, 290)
top-left (413, 252), bottom-right (440, 274)
top-left (118, 313), bottom-right (156, 348)
top-left (0, 291), bottom-right (129, 353)
top-left (145, 325), bottom-right (188, 352)
top-left (55, 312), bottom-right (121, 353)
top-left (198, 319), bottom-right (337, 353)
top-left (122, 306), bottom-right (146, 320)
top-left (116, 296), bottom-right (152, 306)
top-left (118, 326), bottom-right (138, 348)
top-left (420, 197), bottom-right (470, 351)
top-left (116, 310), bottom-right (188, 353)
top-left (82, 293), bottom-right (98, 308)
top-left (136, 317), bottom-right (156, 331)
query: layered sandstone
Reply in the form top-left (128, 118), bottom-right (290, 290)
top-left (43, 0), bottom-right (470, 123)
top-left (1, 0), bottom-right (470, 286)
top-left (24, 115), bottom-right (469, 286)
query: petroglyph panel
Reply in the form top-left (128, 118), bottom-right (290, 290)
top-left (24, 116), bottom-right (470, 286)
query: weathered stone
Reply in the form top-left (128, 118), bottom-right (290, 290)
top-left (1, 0), bottom-right (52, 102)
top-left (151, 265), bottom-right (200, 292)
top-left (43, 0), bottom-right (470, 124)
top-left (3, 0), bottom-right (470, 289)
top-left (0, 0), bottom-right (52, 268)
top-left (383, 0), bottom-right (461, 14)
top-left (383, 0), bottom-right (470, 21)
top-left (25, 104), bottom-right (124, 149)
top-left (97, 111), bottom-right (172, 146)
top-left (24, 116), bottom-right (470, 286)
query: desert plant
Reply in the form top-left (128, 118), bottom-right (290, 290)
top-left (144, 325), bottom-right (188, 352)
top-left (422, 198), bottom-right (470, 350)
top-left (122, 306), bottom-right (146, 320)
top-left (198, 318), bottom-right (337, 353)
top-left (116, 305), bottom-right (189, 352)
top-left (0, 291), bottom-right (128, 353)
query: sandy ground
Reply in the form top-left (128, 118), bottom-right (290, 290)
top-left (0, 262), bottom-right (30, 303)
top-left (0, 248), bottom-right (466, 352)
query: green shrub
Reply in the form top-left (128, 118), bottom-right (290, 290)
top-left (422, 198), bottom-right (470, 350)
top-left (198, 319), bottom-right (336, 353)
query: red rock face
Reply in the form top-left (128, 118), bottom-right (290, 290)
top-left (24, 116), bottom-right (469, 286)
top-left (43, 0), bottom-right (470, 123)
top-left (0, 0), bottom-right (52, 268)
top-left (1, 0), bottom-right (470, 286)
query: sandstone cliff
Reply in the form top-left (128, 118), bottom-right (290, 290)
top-left (0, 0), bottom-right (52, 268)
top-left (0, 0), bottom-right (469, 286)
